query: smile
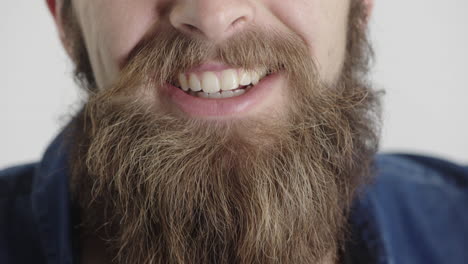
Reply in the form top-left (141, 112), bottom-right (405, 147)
top-left (173, 68), bottom-right (270, 99)
top-left (165, 63), bottom-right (282, 118)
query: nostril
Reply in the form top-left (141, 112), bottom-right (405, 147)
top-left (231, 16), bottom-right (247, 30)
top-left (182, 23), bottom-right (201, 34)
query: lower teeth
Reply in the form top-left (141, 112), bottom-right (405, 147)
top-left (185, 85), bottom-right (253, 99)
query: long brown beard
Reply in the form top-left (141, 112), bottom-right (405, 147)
top-left (68, 0), bottom-right (381, 263)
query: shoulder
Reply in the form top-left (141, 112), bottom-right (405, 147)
top-left (0, 163), bottom-right (37, 197)
top-left (0, 163), bottom-right (47, 263)
top-left (375, 153), bottom-right (467, 189)
top-left (365, 154), bottom-right (468, 264)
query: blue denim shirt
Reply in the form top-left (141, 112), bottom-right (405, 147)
top-left (1, 131), bottom-right (467, 264)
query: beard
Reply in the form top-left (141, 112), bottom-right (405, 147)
top-left (66, 0), bottom-right (381, 263)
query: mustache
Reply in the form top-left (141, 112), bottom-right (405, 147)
top-left (107, 25), bottom-right (317, 95)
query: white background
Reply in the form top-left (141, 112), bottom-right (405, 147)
top-left (1, 0), bottom-right (467, 168)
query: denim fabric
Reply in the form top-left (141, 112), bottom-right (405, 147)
top-left (1, 131), bottom-right (467, 264)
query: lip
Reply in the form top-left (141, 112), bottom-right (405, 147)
top-left (163, 72), bottom-right (282, 118)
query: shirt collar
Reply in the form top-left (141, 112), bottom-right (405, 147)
top-left (343, 189), bottom-right (390, 264)
top-left (31, 128), bottom-right (74, 264)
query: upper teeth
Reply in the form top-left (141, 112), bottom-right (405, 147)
top-left (177, 68), bottom-right (268, 93)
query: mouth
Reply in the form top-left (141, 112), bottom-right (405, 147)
top-left (171, 68), bottom-right (272, 99)
top-left (164, 63), bottom-right (283, 118)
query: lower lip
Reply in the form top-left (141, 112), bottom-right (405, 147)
top-left (163, 73), bottom-right (281, 118)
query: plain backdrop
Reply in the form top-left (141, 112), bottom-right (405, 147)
top-left (1, 0), bottom-right (467, 168)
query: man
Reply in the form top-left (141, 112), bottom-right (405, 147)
top-left (1, 0), bottom-right (467, 263)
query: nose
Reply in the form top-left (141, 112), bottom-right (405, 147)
top-left (169, 0), bottom-right (254, 42)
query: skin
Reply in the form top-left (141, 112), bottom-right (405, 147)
top-left (45, 0), bottom-right (374, 262)
top-left (47, 0), bottom-right (373, 110)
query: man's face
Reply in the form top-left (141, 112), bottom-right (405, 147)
top-left (61, 0), bottom-right (380, 263)
top-left (68, 0), bottom-right (351, 119)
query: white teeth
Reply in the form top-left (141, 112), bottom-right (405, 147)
top-left (251, 71), bottom-right (260, 85)
top-left (259, 68), bottom-right (268, 79)
top-left (221, 69), bottom-right (239, 91)
top-left (195, 89), bottom-right (246, 99)
top-left (201, 72), bottom-right (220, 93)
top-left (189, 73), bottom-right (202, 91)
top-left (197, 92), bottom-right (210, 98)
top-left (197, 92), bottom-right (222, 99)
top-left (220, 90), bottom-right (234, 98)
top-left (178, 68), bottom-right (269, 94)
top-left (238, 70), bottom-right (251, 86)
top-left (208, 92), bottom-right (222, 99)
top-left (232, 89), bottom-right (246, 96)
top-left (178, 74), bottom-right (189, 91)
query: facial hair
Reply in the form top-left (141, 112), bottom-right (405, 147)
top-left (67, 0), bottom-right (381, 263)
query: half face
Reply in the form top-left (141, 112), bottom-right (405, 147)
top-left (65, 0), bottom-right (351, 119)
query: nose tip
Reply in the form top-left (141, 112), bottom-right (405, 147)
top-left (169, 0), bottom-right (253, 42)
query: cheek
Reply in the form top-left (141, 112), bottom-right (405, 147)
top-left (76, 0), bottom-right (350, 89)
top-left (268, 0), bottom-right (349, 83)
top-left (76, 0), bottom-right (157, 89)
top-left (314, 1), bottom-right (350, 83)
